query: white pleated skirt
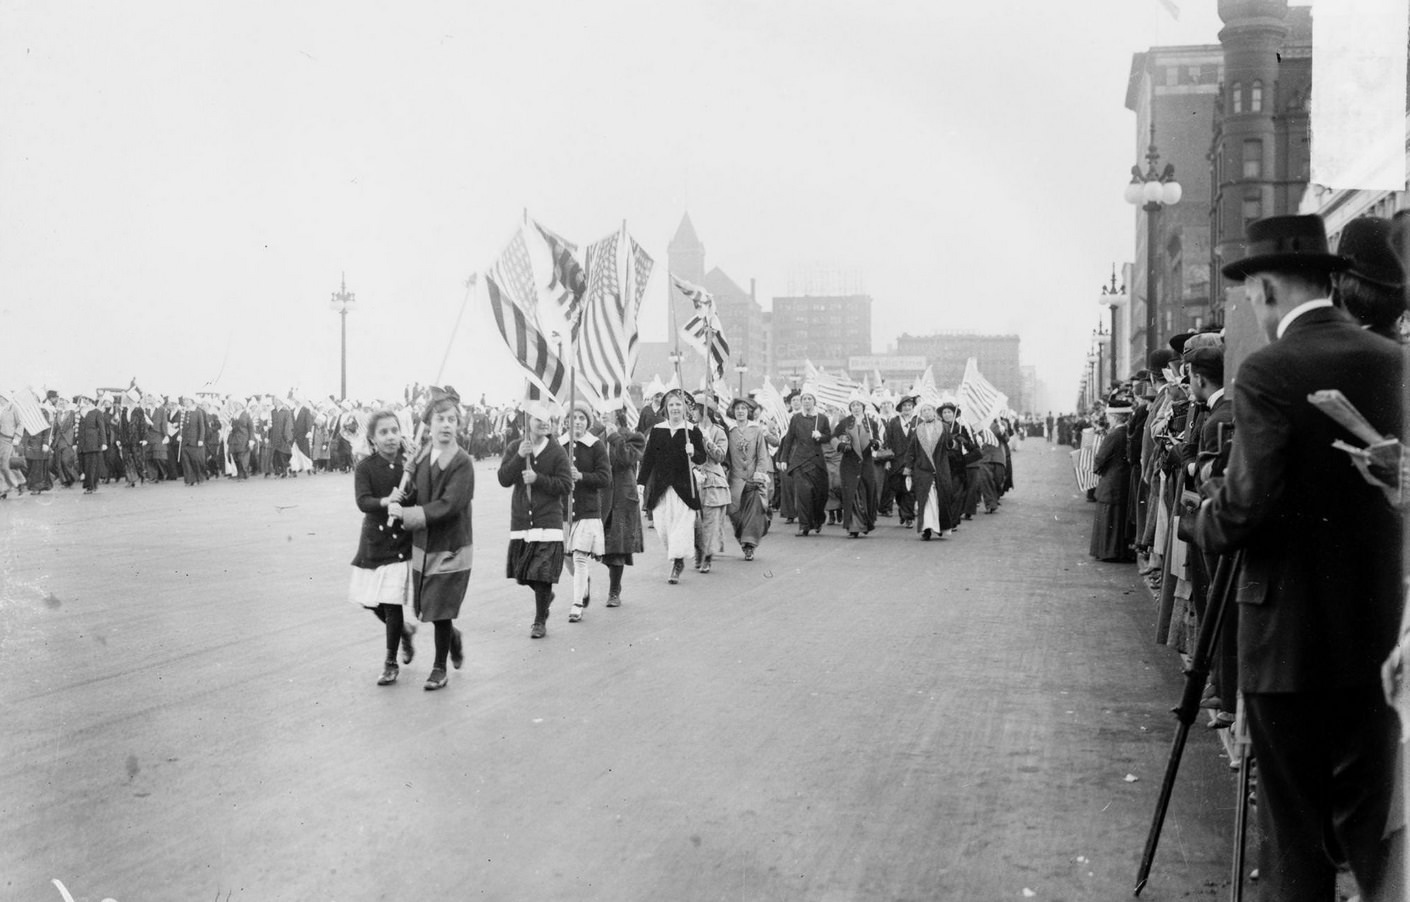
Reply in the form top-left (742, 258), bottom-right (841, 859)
top-left (348, 560), bottom-right (411, 609)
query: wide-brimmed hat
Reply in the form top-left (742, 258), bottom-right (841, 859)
top-left (1220, 214), bottom-right (1349, 281)
top-left (1337, 217), bottom-right (1406, 288)
top-left (727, 395), bottom-right (757, 414)
top-left (896, 394), bottom-right (919, 410)
top-left (659, 387), bottom-right (690, 412)
top-left (73, 393), bottom-right (95, 406)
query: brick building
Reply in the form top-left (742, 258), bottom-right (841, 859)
top-left (894, 333), bottom-right (1023, 411)
top-left (770, 294), bottom-right (872, 379)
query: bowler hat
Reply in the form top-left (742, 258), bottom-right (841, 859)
top-left (1337, 217), bottom-right (1406, 288)
top-left (1220, 214), bottom-right (1349, 281)
top-left (1168, 331), bottom-right (1195, 356)
top-left (1186, 346), bottom-right (1224, 382)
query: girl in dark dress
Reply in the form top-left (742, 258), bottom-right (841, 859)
top-left (497, 399), bottom-right (572, 638)
top-left (348, 409), bottom-right (416, 686)
top-left (387, 390), bottom-right (474, 690)
top-left (600, 407), bottom-right (646, 606)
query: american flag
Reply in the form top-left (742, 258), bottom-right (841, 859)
top-left (755, 377), bottom-right (790, 431)
top-left (1072, 429), bottom-right (1099, 492)
top-left (801, 361), bottom-right (858, 413)
top-left (534, 220), bottom-right (587, 334)
top-left (578, 225), bottom-right (653, 408)
top-left (910, 365), bottom-right (944, 408)
top-left (486, 224), bottom-right (575, 404)
top-left (675, 275), bottom-right (730, 379)
top-left (957, 358), bottom-right (1009, 431)
top-left (12, 387), bottom-right (50, 435)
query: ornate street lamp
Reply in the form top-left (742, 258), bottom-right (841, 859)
top-left (1099, 266), bottom-right (1128, 386)
top-left (1124, 124), bottom-right (1181, 366)
top-left (735, 361), bottom-right (748, 398)
top-left (329, 273), bottom-right (356, 401)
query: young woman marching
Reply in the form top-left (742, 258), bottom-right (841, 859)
top-left (725, 397), bottom-right (773, 561)
top-left (386, 388), bottom-right (474, 690)
top-left (690, 392), bottom-right (730, 574)
top-left (349, 408), bottom-right (417, 686)
top-left (563, 403), bottom-right (610, 623)
top-left (600, 407), bottom-right (646, 606)
top-left (637, 388), bottom-right (706, 584)
top-left (900, 400), bottom-right (958, 541)
top-left (497, 399), bottom-right (572, 638)
top-left (778, 389), bottom-right (831, 536)
top-left (833, 395), bottom-right (880, 538)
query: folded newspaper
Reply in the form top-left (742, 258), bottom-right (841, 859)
top-left (1308, 390), bottom-right (1402, 505)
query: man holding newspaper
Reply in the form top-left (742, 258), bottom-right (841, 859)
top-left (1191, 214), bottom-right (1404, 902)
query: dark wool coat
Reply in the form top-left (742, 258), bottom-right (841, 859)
top-left (638, 421), bottom-right (706, 511)
top-left (269, 407), bottom-right (295, 454)
top-left (603, 428), bottom-right (646, 555)
top-left (498, 437), bottom-right (573, 531)
top-left (901, 420), bottom-right (958, 533)
top-left (351, 450), bottom-right (413, 568)
top-left (77, 409), bottom-right (109, 453)
top-left (565, 432), bottom-right (611, 519)
top-left (1193, 306), bottom-right (1404, 693)
top-left (1092, 424), bottom-right (1130, 505)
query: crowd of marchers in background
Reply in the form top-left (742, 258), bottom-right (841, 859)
top-left (1080, 211), bottom-right (1410, 902)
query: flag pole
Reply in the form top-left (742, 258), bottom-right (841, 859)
top-left (560, 330), bottom-right (576, 578)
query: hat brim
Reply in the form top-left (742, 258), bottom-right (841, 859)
top-left (1220, 252), bottom-right (1349, 281)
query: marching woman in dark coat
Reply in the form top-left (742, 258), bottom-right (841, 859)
top-left (1089, 402), bottom-right (1135, 562)
top-left (637, 388), bottom-right (707, 584)
top-left (832, 395), bottom-right (879, 538)
top-left (497, 398), bottom-right (572, 639)
top-left (349, 408), bottom-right (417, 686)
top-left (776, 391), bottom-right (802, 523)
top-left (387, 389), bottom-right (474, 690)
top-left (563, 402), bottom-right (611, 623)
top-left (901, 400), bottom-right (958, 540)
top-left (600, 407), bottom-right (646, 607)
top-left (779, 389), bottom-right (831, 536)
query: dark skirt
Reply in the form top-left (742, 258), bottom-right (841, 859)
top-left (602, 552), bottom-right (636, 567)
top-left (506, 539), bottom-right (564, 585)
top-left (791, 460), bottom-right (828, 530)
top-left (731, 481), bottom-right (772, 547)
top-left (1090, 501), bottom-right (1135, 562)
top-left (777, 468), bottom-right (796, 519)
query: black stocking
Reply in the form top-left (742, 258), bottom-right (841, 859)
top-left (379, 604), bottom-right (404, 663)
top-left (532, 581), bottom-right (553, 623)
top-left (608, 564), bottom-right (623, 595)
top-left (433, 620), bottom-right (453, 669)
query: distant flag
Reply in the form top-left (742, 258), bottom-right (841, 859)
top-left (803, 367), bottom-right (860, 413)
top-left (677, 274), bottom-right (730, 380)
top-left (756, 377), bottom-right (790, 431)
top-left (911, 366), bottom-right (943, 408)
top-left (956, 358), bottom-right (1009, 431)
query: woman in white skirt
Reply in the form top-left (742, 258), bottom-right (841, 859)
top-left (348, 409), bottom-right (416, 685)
top-left (637, 389), bottom-right (706, 584)
top-left (900, 400), bottom-right (959, 541)
top-left (563, 403), bottom-right (610, 622)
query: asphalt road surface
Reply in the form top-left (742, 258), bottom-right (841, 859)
top-left (1, 440), bottom-right (1239, 901)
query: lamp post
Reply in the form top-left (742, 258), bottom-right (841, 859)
top-left (735, 361), bottom-right (748, 398)
top-left (1099, 266), bottom-right (1127, 386)
top-left (329, 273), bottom-right (356, 401)
top-left (1124, 124), bottom-right (1181, 367)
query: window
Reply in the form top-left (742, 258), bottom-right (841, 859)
top-left (1189, 65), bottom-right (1202, 82)
top-left (1166, 67), bottom-right (1179, 87)
top-left (1243, 139), bottom-right (1262, 179)
top-left (1232, 82), bottom-right (1242, 114)
top-left (1251, 80), bottom-right (1263, 112)
top-left (1243, 195), bottom-right (1262, 225)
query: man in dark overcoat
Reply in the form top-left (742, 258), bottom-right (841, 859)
top-left (1192, 214), bottom-right (1404, 902)
top-left (74, 394), bottom-right (109, 493)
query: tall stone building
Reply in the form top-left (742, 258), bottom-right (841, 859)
top-left (770, 294), bottom-right (872, 379)
top-left (894, 333), bottom-right (1023, 411)
top-left (1210, 1), bottom-right (1313, 314)
top-left (1125, 43), bottom-right (1223, 367)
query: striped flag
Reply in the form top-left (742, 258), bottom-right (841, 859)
top-left (911, 365), bottom-right (944, 408)
top-left (579, 225), bottom-right (653, 408)
top-left (801, 361), bottom-right (860, 412)
top-left (12, 387), bottom-right (50, 435)
top-left (533, 220), bottom-right (587, 334)
top-left (756, 377), bottom-right (790, 431)
top-left (485, 223), bottom-right (576, 404)
top-left (675, 275), bottom-right (730, 379)
top-left (1072, 429), bottom-right (1099, 492)
top-left (956, 358), bottom-right (1009, 431)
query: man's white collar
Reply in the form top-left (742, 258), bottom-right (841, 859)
top-left (1276, 298), bottom-right (1333, 339)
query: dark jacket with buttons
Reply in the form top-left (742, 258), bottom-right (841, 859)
top-left (565, 432), bottom-right (611, 519)
top-left (351, 450), bottom-right (414, 567)
top-left (498, 437), bottom-right (572, 531)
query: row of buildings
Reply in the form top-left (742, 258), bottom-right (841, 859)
top-left (637, 213), bottom-right (1038, 412)
top-left (1090, 0), bottom-right (1409, 406)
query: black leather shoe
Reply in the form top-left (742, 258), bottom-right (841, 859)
top-left (377, 663), bottom-right (399, 686)
top-left (450, 628), bottom-right (464, 670)
top-left (796, 527), bottom-right (807, 537)
top-left (743, 545), bottom-right (754, 561)
top-left (668, 559), bottom-right (684, 584)
top-left (700, 557), bottom-right (711, 574)
top-left (423, 668), bottom-right (448, 690)
top-left (530, 621), bottom-right (546, 639)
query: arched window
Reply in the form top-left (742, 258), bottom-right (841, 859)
top-left (1251, 80), bottom-right (1263, 112)
top-left (1232, 82), bottom-right (1243, 114)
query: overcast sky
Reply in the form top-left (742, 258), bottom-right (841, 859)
top-left (1, 0), bottom-right (1231, 408)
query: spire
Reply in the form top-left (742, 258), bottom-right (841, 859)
top-left (669, 212), bottom-right (703, 251)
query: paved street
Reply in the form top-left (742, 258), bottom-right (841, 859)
top-left (1, 441), bottom-right (1238, 902)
